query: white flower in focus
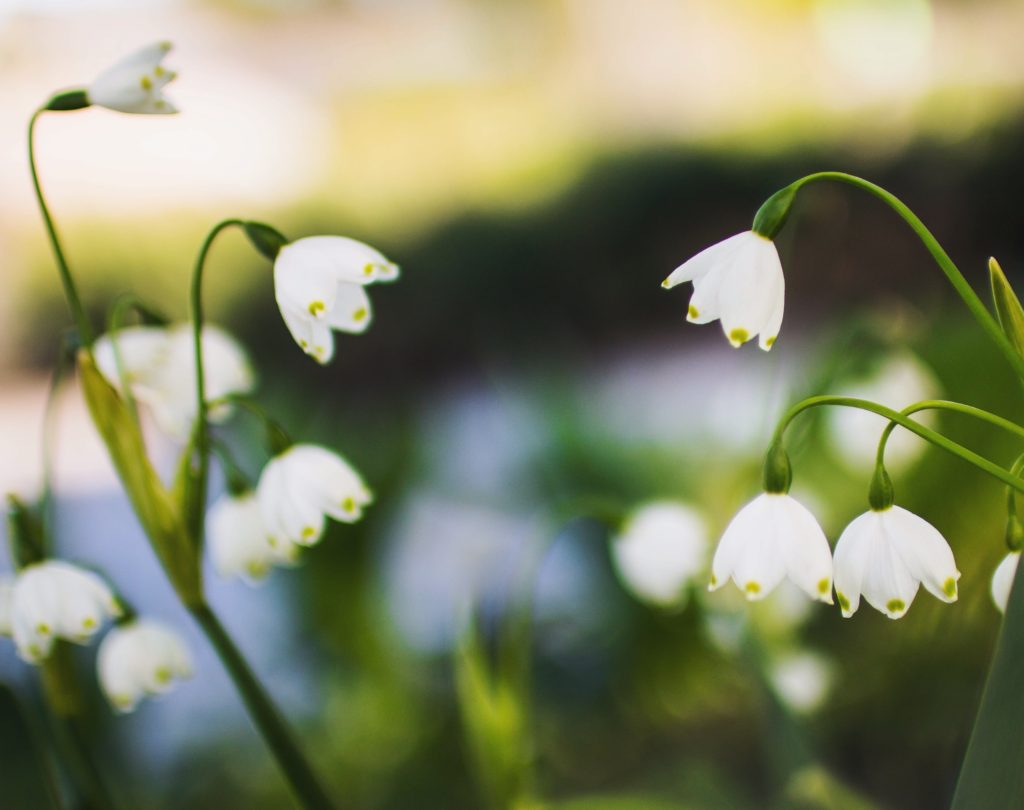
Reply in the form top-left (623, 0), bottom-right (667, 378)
top-left (769, 651), bottom-right (834, 714)
top-left (991, 552), bottom-right (1020, 614)
top-left (257, 444), bottom-right (372, 547)
top-left (827, 352), bottom-right (940, 472)
top-left (273, 236), bottom-right (399, 363)
top-left (98, 619), bottom-right (192, 712)
top-left (10, 561), bottom-right (121, 663)
top-left (94, 323), bottom-right (254, 440)
top-left (610, 502), bottom-right (708, 607)
top-left (710, 493), bottom-right (833, 603)
top-left (87, 42), bottom-right (178, 115)
top-left (662, 231), bottom-right (784, 350)
top-left (208, 492), bottom-right (299, 584)
top-left (833, 506), bottom-right (960, 619)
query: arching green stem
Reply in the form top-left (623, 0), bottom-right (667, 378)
top-left (771, 172), bottom-right (1024, 381)
top-left (211, 393), bottom-right (293, 456)
top-left (28, 109), bottom-right (93, 344)
top-left (772, 396), bottom-right (1024, 494)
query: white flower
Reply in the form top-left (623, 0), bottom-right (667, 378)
top-left (97, 619), bottom-right (192, 712)
top-left (827, 352), bottom-right (940, 472)
top-left (991, 551), bottom-right (1020, 614)
top-left (769, 651), bottom-right (834, 714)
top-left (94, 323), bottom-right (254, 440)
top-left (10, 561), bottom-right (122, 663)
top-left (833, 506), bottom-right (960, 619)
top-left (87, 41), bottom-right (179, 115)
top-left (0, 575), bottom-right (13, 636)
top-left (257, 444), bottom-right (372, 547)
top-left (273, 236), bottom-right (399, 363)
top-left (710, 493), bottom-right (833, 603)
top-left (610, 502), bottom-right (708, 607)
top-left (208, 491), bottom-right (299, 584)
top-left (662, 231), bottom-right (784, 350)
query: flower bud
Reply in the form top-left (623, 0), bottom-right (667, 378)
top-left (752, 184), bottom-right (798, 239)
top-left (243, 221), bottom-right (289, 262)
top-left (44, 90), bottom-right (90, 112)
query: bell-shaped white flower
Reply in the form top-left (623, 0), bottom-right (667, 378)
top-left (208, 491), bottom-right (299, 584)
top-left (662, 231), bottom-right (784, 350)
top-left (273, 236), bottom-right (399, 363)
top-left (833, 505), bottom-right (960, 619)
top-left (257, 444), bottom-right (372, 547)
top-left (87, 41), bottom-right (179, 115)
top-left (610, 501), bottom-right (708, 607)
top-left (94, 323), bottom-right (254, 440)
top-left (991, 551), bottom-right (1020, 614)
top-left (97, 619), bottom-right (192, 712)
top-left (710, 493), bottom-right (833, 603)
top-left (10, 561), bottom-right (122, 663)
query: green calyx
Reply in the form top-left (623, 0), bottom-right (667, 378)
top-left (1006, 514), bottom-right (1024, 552)
top-left (243, 221), bottom-right (289, 262)
top-left (5, 495), bottom-right (46, 569)
top-left (752, 184), bottom-right (798, 239)
top-left (762, 441), bottom-right (793, 494)
top-left (44, 90), bottom-right (90, 112)
top-left (868, 464), bottom-right (895, 511)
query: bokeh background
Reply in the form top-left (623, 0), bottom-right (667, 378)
top-left (3, 0), bottom-right (1024, 808)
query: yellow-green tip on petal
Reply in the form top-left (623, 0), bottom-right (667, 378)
top-left (728, 328), bottom-right (749, 347)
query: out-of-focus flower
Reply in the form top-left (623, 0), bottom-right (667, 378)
top-left (610, 501), bottom-right (708, 607)
top-left (710, 493), bottom-right (833, 603)
top-left (827, 352), bottom-right (940, 472)
top-left (769, 651), bottom-right (834, 714)
top-left (662, 231), bottom-right (784, 350)
top-left (0, 575), bottom-right (13, 636)
top-left (94, 323), bottom-right (254, 440)
top-left (208, 492), bottom-right (298, 584)
top-left (833, 506), bottom-right (959, 619)
top-left (97, 619), bottom-right (192, 712)
top-left (991, 552), bottom-right (1020, 614)
top-left (87, 42), bottom-right (178, 115)
top-left (257, 444), bottom-right (372, 547)
top-left (273, 236), bottom-right (399, 363)
top-left (10, 561), bottom-right (121, 663)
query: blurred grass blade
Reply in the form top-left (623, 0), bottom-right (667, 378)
top-left (784, 766), bottom-right (881, 810)
top-left (0, 684), bottom-right (62, 810)
top-left (951, 548), bottom-right (1024, 808)
top-left (989, 257), bottom-right (1024, 362)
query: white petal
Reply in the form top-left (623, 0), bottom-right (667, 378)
top-left (758, 272), bottom-right (785, 351)
top-left (280, 236), bottom-right (396, 286)
top-left (854, 512), bottom-right (920, 619)
top-left (833, 512), bottom-right (876, 617)
top-left (687, 268), bottom-right (726, 324)
top-left (773, 496), bottom-right (833, 603)
top-left (87, 42), bottom-right (178, 115)
top-left (885, 506), bottom-right (959, 603)
top-left (662, 232), bottom-right (747, 289)
top-left (991, 552), bottom-right (1020, 614)
top-left (324, 283), bottom-right (373, 334)
top-left (718, 235), bottom-right (784, 347)
top-left (712, 494), bottom-right (787, 600)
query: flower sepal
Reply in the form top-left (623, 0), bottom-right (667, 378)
top-left (44, 89), bottom-right (90, 112)
top-left (243, 221), bottom-right (289, 262)
top-left (752, 184), bottom-right (798, 239)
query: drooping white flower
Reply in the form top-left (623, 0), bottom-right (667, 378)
top-left (662, 231), bottom-right (785, 350)
top-left (10, 561), bottom-right (122, 663)
top-left (768, 651), bottom-right (834, 714)
top-left (257, 444), bottom-right (372, 547)
top-left (94, 323), bottom-right (254, 440)
top-left (827, 352), bottom-right (940, 472)
top-left (97, 619), bottom-right (192, 712)
top-left (272, 236), bottom-right (399, 363)
top-left (610, 501), bottom-right (708, 607)
top-left (87, 42), bottom-right (179, 115)
top-left (710, 493), bottom-right (833, 603)
top-left (991, 552), bottom-right (1020, 614)
top-left (208, 491), bottom-right (299, 584)
top-left (833, 506), bottom-right (960, 619)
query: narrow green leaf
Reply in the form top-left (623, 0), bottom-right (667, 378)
top-left (951, 549), bottom-right (1024, 808)
top-left (989, 257), bottom-right (1024, 361)
top-left (0, 684), bottom-right (62, 810)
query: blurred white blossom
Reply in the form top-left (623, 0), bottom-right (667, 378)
top-left (87, 41), bottom-right (178, 115)
top-left (769, 651), bottom-right (834, 714)
top-left (991, 551), bottom-right (1020, 614)
top-left (98, 619), bottom-right (192, 712)
top-left (208, 491), bottom-right (298, 584)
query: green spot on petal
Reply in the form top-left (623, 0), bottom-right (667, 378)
top-left (709, 573), bottom-right (718, 587)
top-left (943, 577), bottom-right (958, 598)
top-left (301, 526), bottom-right (316, 540)
top-left (817, 578), bottom-right (830, 596)
top-left (765, 336), bottom-right (776, 348)
top-left (140, 75), bottom-right (153, 90)
top-left (352, 307), bottom-right (367, 322)
top-left (744, 581), bottom-right (761, 595)
top-left (837, 592), bottom-right (850, 612)
top-left (308, 300), bottom-right (326, 316)
top-left (729, 328), bottom-right (749, 346)
top-left (342, 497), bottom-right (356, 513)
top-left (155, 667), bottom-right (172, 685)
top-left (688, 304), bottom-right (699, 319)
top-left (886, 598), bottom-right (906, 615)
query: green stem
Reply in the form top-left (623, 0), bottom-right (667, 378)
top-left (28, 109), bottom-right (93, 345)
top-left (785, 172), bottom-right (1024, 381)
top-left (188, 603), bottom-right (336, 810)
top-left (212, 394), bottom-right (293, 455)
top-left (189, 219), bottom-right (243, 544)
top-left (772, 396), bottom-right (1024, 494)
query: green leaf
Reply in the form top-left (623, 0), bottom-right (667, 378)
top-left (0, 684), bottom-right (62, 809)
top-left (989, 257), bottom-right (1024, 361)
top-left (951, 546), bottom-right (1024, 808)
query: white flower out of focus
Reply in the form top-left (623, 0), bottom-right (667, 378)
top-left (833, 505), bottom-right (959, 619)
top-left (610, 501), bottom-right (708, 607)
top-left (257, 443), bottom-right (372, 547)
top-left (87, 41), bottom-right (179, 115)
top-left (273, 236), bottom-right (400, 364)
top-left (0, 575), bottom-right (13, 636)
top-left (10, 561), bottom-right (122, 663)
top-left (94, 323), bottom-right (254, 440)
top-left (662, 231), bottom-right (785, 350)
top-left (208, 491), bottom-right (298, 584)
top-left (710, 493), bottom-right (833, 603)
top-left (769, 651), bottom-right (834, 714)
top-left (991, 551), bottom-right (1020, 614)
top-left (97, 619), bottom-right (192, 712)
top-left (827, 352), bottom-right (940, 472)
